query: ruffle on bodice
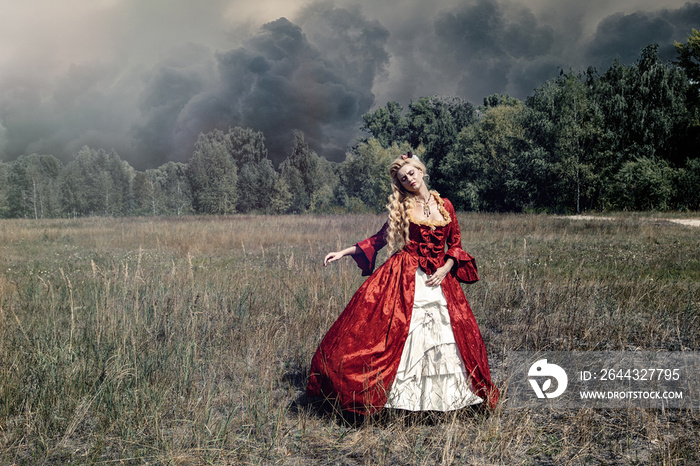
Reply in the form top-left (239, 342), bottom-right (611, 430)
top-left (404, 223), bottom-right (450, 276)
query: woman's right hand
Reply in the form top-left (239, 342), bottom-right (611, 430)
top-left (323, 245), bottom-right (359, 267)
top-left (324, 251), bottom-right (344, 267)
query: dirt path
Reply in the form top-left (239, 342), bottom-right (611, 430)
top-left (666, 219), bottom-right (700, 227)
top-left (564, 215), bottom-right (700, 227)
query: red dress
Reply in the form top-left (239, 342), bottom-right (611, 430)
top-left (306, 195), bottom-right (499, 414)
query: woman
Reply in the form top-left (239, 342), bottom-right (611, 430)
top-left (306, 154), bottom-right (498, 414)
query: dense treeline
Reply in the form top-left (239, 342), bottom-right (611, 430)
top-left (1, 35), bottom-right (698, 217)
top-left (365, 42), bottom-right (700, 213)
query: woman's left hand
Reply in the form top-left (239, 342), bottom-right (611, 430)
top-left (425, 262), bottom-right (452, 287)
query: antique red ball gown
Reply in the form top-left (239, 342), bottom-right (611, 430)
top-left (306, 193), bottom-right (499, 414)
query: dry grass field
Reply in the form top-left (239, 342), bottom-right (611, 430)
top-left (0, 213), bottom-right (698, 465)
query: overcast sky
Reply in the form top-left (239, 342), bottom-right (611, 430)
top-left (0, 0), bottom-right (697, 168)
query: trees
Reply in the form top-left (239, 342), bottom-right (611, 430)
top-left (527, 72), bottom-right (604, 213)
top-left (360, 101), bottom-right (408, 148)
top-left (237, 159), bottom-right (276, 212)
top-left (676, 158), bottom-right (700, 210)
top-left (2, 35), bottom-right (699, 216)
top-left (610, 157), bottom-right (676, 211)
top-left (132, 164), bottom-right (195, 217)
top-left (60, 147), bottom-right (131, 217)
top-left (227, 127), bottom-right (283, 213)
top-left (675, 29), bottom-right (700, 101)
top-left (588, 45), bottom-right (692, 209)
top-left (359, 96), bottom-right (477, 199)
top-left (595, 45), bottom-right (690, 168)
top-left (441, 97), bottom-right (538, 211)
top-left (131, 171), bottom-right (156, 216)
top-left (185, 126), bottom-right (292, 214)
top-left (0, 162), bottom-right (8, 218)
top-left (7, 154), bottom-right (62, 218)
top-left (404, 96), bottom-right (476, 197)
top-left (155, 162), bottom-right (193, 216)
top-left (674, 29), bottom-right (700, 156)
top-left (280, 131), bottom-right (330, 213)
top-left (339, 139), bottom-right (413, 212)
top-left (186, 130), bottom-right (238, 215)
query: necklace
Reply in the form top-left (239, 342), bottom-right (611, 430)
top-left (415, 196), bottom-right (432, 218)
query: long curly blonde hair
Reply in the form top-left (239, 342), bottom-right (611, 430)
top-left (386, 156), bottom-right (427, 253)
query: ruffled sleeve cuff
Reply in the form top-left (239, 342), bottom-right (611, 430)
top-left (351, 222), bottom-right (389, 276)
top-left (446, 247), bottom-right (479, 283)
top-left (352, 239), bottom-right (378, 276)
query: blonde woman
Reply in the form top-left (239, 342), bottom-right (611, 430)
top-left (307, 153), bottom-right (499, 414)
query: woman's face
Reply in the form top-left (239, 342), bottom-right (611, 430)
top-left (396, 163), bottom-right (424, 193)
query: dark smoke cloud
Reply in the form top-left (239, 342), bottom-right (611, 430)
top-left (370, 0), bottom-right (698, 104)
top-left (367, 0), bottom-right (562, 105)
top-left (164, 10), bottom-right (389, 165)
top-left (132, 6), bottom-right (389, 166)
top-left (133, 43), bottom-right (217, 166)
top-left (0, 0), bottom-right (696, 169)
top-left (586, 2), bottom-right (700, 69)
top-left (432, 0), bottom-right (556, 101)
top-left (0, 61), bottom-right (138, 163)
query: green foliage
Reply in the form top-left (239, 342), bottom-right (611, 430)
top-left (339, 139), bottom-right (413, 212)
top-left (595, 45), bottom-right (690, 167)
top-left (280, 131), bottom-right (338, 213)
top-left (527, 71), bottom-right (604, 212)
top-left (146, 162), bottom-right (192, 216)
top-left (0, 162), bottom-right (9, 217)
top-left (483, 93), bottom-right (520, 108)
top-left (135, 162), bottom-right (194, 216)
top-left (228, 128), bottom-right (285, 213)
top-left (675, 29), bottom-right (700, 98)
top-left (406, 97), bottom-right (456, 161)
top-left (187, 130), bottom-right (238, 214)
top-left (360, 96), bottom-right (477, 200)
top-left (309, 157), bottom-right (343, 213)
top-left (131, 171), bottom-right (155, 216)
top-left (60, 147), bottom-right (131, 217)
top-left (7, 154), bottom-right (63, 218)
top-left (238, 159), bottom-right (279, 212)
top-left (405, 96), bottom-right (476, 195)
top-left (609, 156), bottom-right (677, 211)
top-left (676, 158), bottom-right (700, 210)
top-left (267, 176), bottom-right (292, 214)
top-left (442, 99), bottom-right (536, 211)
top-left (226, 127), bottom-right (268, 167)
top-left (360, 101), bottom-right (408, 148)
top-left (674, 29), bottom-right (700, 149)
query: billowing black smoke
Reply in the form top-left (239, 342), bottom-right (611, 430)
top-left (134, 6), bottom-right (389, 167)
top-left (0, 0), bottom-right (697, 170)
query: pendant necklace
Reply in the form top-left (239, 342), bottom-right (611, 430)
top-left (417, 196), bottom-right (431, 218)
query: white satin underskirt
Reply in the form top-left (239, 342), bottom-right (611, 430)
top-left (384, 268), bottom-right (483, 411)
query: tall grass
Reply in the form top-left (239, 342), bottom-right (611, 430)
top-left (0, 214), bottom-right (698, 464)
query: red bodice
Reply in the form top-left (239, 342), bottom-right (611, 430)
top-left (353, 197), bottom-right (479, 284)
